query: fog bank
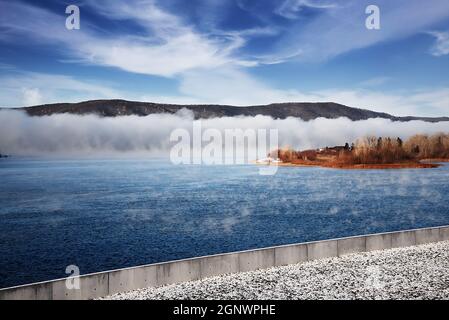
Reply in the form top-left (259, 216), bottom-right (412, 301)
top-left (0, 109), bottom-right (448, 157)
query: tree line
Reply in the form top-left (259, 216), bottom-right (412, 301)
top-left (272, 133), bottom-right (449, 164)
top-left (339, 133), bottom-right (449, 164)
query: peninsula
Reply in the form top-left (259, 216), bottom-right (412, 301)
top-left (269, 133), bottom-right (449, 169)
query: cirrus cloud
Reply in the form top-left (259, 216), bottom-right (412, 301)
top-left (428, 31), bottom-right (449, 56)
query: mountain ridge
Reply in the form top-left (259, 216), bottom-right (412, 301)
top-left (6, 99), bottom-right (449, 122)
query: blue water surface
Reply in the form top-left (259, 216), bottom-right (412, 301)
top-left (1, 158), bottom-right (449, 288)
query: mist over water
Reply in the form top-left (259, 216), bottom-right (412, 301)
top-left (1, 109), bottom-right (448, 157)
top-left (1, 108), bottom-right (449, 287)
top-left (0, 159), bottom-right (449, 287)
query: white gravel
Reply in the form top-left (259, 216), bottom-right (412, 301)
top-left (102, 241), bottom-right (449, 300)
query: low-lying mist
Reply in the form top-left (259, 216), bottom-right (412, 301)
top-left (0, 109), bottom-right (448, 157)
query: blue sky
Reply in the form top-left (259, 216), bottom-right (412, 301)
top-left (1, 0), bottom-right (449, 116)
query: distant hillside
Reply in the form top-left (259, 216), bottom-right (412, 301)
top-left (9, 99), bottom-right (449, 122)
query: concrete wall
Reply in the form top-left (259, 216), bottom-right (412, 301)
top-left (1, 225), bottom-right (449, 300)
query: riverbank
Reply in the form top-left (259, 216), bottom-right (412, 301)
top-left (102, 241), bottom-right (449, 300)
top-left (271, 161), bottom-right (441, 169)
top-left (269, 134), bottom-right (449, 170)
top-left (421, 158), bottom-right (449, 163)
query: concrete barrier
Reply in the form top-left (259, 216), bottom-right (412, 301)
top-left (199, 253), bottom-right (239, 279)
top-left (366, 233), bottom-right (392, 252)
top-left (415, 228), bottom-right (440, 245)
top-left (274, 243), bottom-right (307, 267)
top-left (337, 236), bottom-right (366, 257)
top-left (1, 225), bottom-right (448, 300)
top-left (238, 248), bottom-right (275, 272)
top-left (307, 239), bottom-right (338, 260)
top-left (440, 226), bottom-right (449, 241)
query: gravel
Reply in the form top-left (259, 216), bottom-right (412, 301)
top-left (101, 241), bottom-right (449, 300)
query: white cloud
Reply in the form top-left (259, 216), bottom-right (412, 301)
top-left (407, 88), bottom-right (449, 114)
top-left (0, 1), bottom-right (255, 77)
top-left (309, 88), bottom-right (449, 117)
top-left (0, 0), bottom-right (449, 118)
top-left (21, 88), bottom-right (42, 106)
top-left (359, 77), bottom-right (391, 87)
top-left (0, 72), bottom-right (121, 107)
top-left (1, 68), bottom-right (449, 117)
top-left (85, 34), bottom-right (227, 77)
top-left (10, 70), bottom-right (449, 118)
top-left (178, 67), bottom-right (306, 105)
top-left (275, 0), bottom-right (337, 19)
top-left (175, 67), bottom-right (449, 117)
top-left (0, 62), bottom-right (15, 70)
top-left (428, 31), bottom-right (449, 56)
top-left (276, 0), bottom-right (449, 62)
top-left (2, 0), bottom-right (449, 71)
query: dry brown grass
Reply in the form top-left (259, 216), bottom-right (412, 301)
top-left (271, 133), bottom-right (449, 169)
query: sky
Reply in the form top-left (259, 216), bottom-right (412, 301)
top-left (1, 0), bottom-right (449, 116)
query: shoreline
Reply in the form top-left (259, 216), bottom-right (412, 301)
top-left (257, 159), bottom-right (448, 170)
top-left (420, 158), bottom-right (449, 163)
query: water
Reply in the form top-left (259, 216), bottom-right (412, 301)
top-left (1, 158), bottom-right (449, 288)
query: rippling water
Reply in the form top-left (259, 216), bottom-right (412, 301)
top-left (1, 158), bottom-right (448, 288)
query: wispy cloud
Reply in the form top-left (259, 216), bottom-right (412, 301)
top-left (21, 88), bottom-right (43, 106)
top-left (275, 0), bottom-right (337, 19)
top-left (0, 1), bottom-right (254, 77)
top-left (2, 0), bottom-right (449, 69)
top-left (0, 0), bottom-right (449, 117)
top-left (359, 77), bottom-right (392, 87)
top-left (2, 68), bottom-right (449, 117)
top-left (173, 67), bottom-right (448, 116)
top-left (428, 31), bottom-right (449, 56)
top-left (0, 71), bottom-right (121, 107)
top-left (0, 62), bottom-right (15, 70)
top-left (275, 0), bottom-right (449, 62)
